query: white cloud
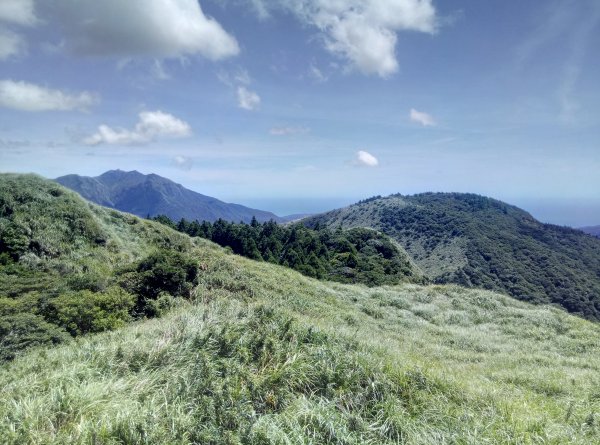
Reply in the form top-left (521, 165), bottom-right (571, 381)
top-left (42, 0), bottom-right (239, 60)
top-left (269, 126), bottom-right (310, 136)
top-left (255, 0), bottom-right (437, 77)
top-left (0, 29), bottom-right (24, 59)
top-left (0, 0), bottom-right (36, 26)
top-left (172, 155), bottom-right (194, 171)
top-left (0, 0), bottom-right (36, 59)
top-left (410, 108), bottom-right (436, 126)
top-left (237, 86), bottom-right (261, 110)
top-left (84, 110), bottom-right (191, 146)
top-left (355, 150), bottom-right (379, 167)
top-left (0, 79), bottom-right (98, 111)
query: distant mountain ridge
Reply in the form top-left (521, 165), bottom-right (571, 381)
top-left (55, 170), bottom-right (285, 223)
top-left (580, 225), bottom-right (600, 238)
top-left (303, 192), bottom-right (600, 321)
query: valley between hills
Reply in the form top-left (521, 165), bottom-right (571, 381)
top-left (1, 173), bottom-right (600, 444)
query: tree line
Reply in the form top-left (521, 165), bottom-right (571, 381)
top-left (153, 216), bottom-right (422, 287)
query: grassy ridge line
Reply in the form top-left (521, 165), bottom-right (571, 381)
top-left (1, 238), bottom-right (599, 444)
top-left (303, 193), bottom-right (600, 321)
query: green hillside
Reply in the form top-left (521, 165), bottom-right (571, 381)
top-left (1, 175), bottom-right (599, 443)
top-left (303, 193), bottom-right (600, 321)
top-left (2, 237), bottom-right (600, 444)
top-left (0, 174), bottom-right (199, 360)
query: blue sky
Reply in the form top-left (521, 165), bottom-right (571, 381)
top-left (0, 0), bottom-right (599, 225)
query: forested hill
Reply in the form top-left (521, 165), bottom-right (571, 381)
top-left (56, 170), bottom-right (284, 223)
top-left (303, 193), bottom-right (600, 321)
top-left (152, 216), bottom-right (424, 286)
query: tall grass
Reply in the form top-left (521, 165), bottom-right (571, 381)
top-left (1, 237), bottom-right (599, 444)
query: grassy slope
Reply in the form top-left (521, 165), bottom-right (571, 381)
top-left (303, 193), bottom-right (600, 321)
top-left (1, 236), bottom-right (599, 444)
top-left (0, 173), bottom-right (193, 273)
top-left (0, 174), bottom-right (195, 358)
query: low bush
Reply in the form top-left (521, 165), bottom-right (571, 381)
top-left (49, 287), bottom-right (135, 336)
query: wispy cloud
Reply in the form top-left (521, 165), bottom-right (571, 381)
top-left (269, 126), bottom-right (310, 136)
top-left (151, 59), bottom-right (170, 80)
top-left (0, 79), bottom-right (98, 112)
top-left (410, 108), bottom-right (436, 127)
top-left (172, 155), bottom-right (193, 171)
top-left (84, 110), bottom-right (191, 145)
top-left (557, 3), bottom-right (600, 122)
top-left (237, 86), bottom-right (261, 111)
top-left (308, 64), bottom-right (328, 82)
top-left (0, 138), bottom-right (30, 150)
top-left (516, 0), bottom-right (600, 123)
top-left (216, 68), bottom-right (252, 87)
top-left (0, 0), bottom-right (36, 59)
top-left (0, 30), bottom-right (24, 59)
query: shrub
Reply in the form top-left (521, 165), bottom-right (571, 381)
top-left (49, 287), bottom-right (135, 336)
top-left (0, 313), bottom-right (70, 361)
top-left (119, 250), bottom-right (199, 316)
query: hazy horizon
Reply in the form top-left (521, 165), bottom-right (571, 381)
top-left (6, 166), bottom-right (599, 227)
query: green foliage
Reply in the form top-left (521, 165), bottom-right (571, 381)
top-left (49, 287), bottom-right (135, 336)
top-left (305, 192), bottom-right (600, 321)
top-left (0, 174), bottom-right (197, 359)
top-left (0, 313), bottom-right (70, 361)
top-left (153, 216), bottom-right (422, 286)
top-left (119, 250), bottom-right (199, 316)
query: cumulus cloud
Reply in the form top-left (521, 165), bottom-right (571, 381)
top-left (0, 0), bottom-right (36, 26)
top-left (354, 150), bottom-right (379, 167)
top-left (41, 0), bottom-right (239, 60)
top-left (237, 86), bottom-right (261, 110)
top-left (269, 126), bottom-right (310, 136)
top-left (410, 108), bottom-right (436, 126)
top-left (0, 79), bottom-right (98, 111)
top-left (172, 155), bottom-right (194, 171)
top-left (252, 0), bottom-right (437, 77)
top-left (84, 110), bottom-right (191, 146)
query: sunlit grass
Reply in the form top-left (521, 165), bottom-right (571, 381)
top-left (1, 237), bottom-right (599, 444)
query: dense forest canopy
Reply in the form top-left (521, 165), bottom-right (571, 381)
top-left (152, 215), bottom-right (423, 287)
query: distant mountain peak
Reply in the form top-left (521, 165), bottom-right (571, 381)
top-left (56, 170), bottom-right (284, 224)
